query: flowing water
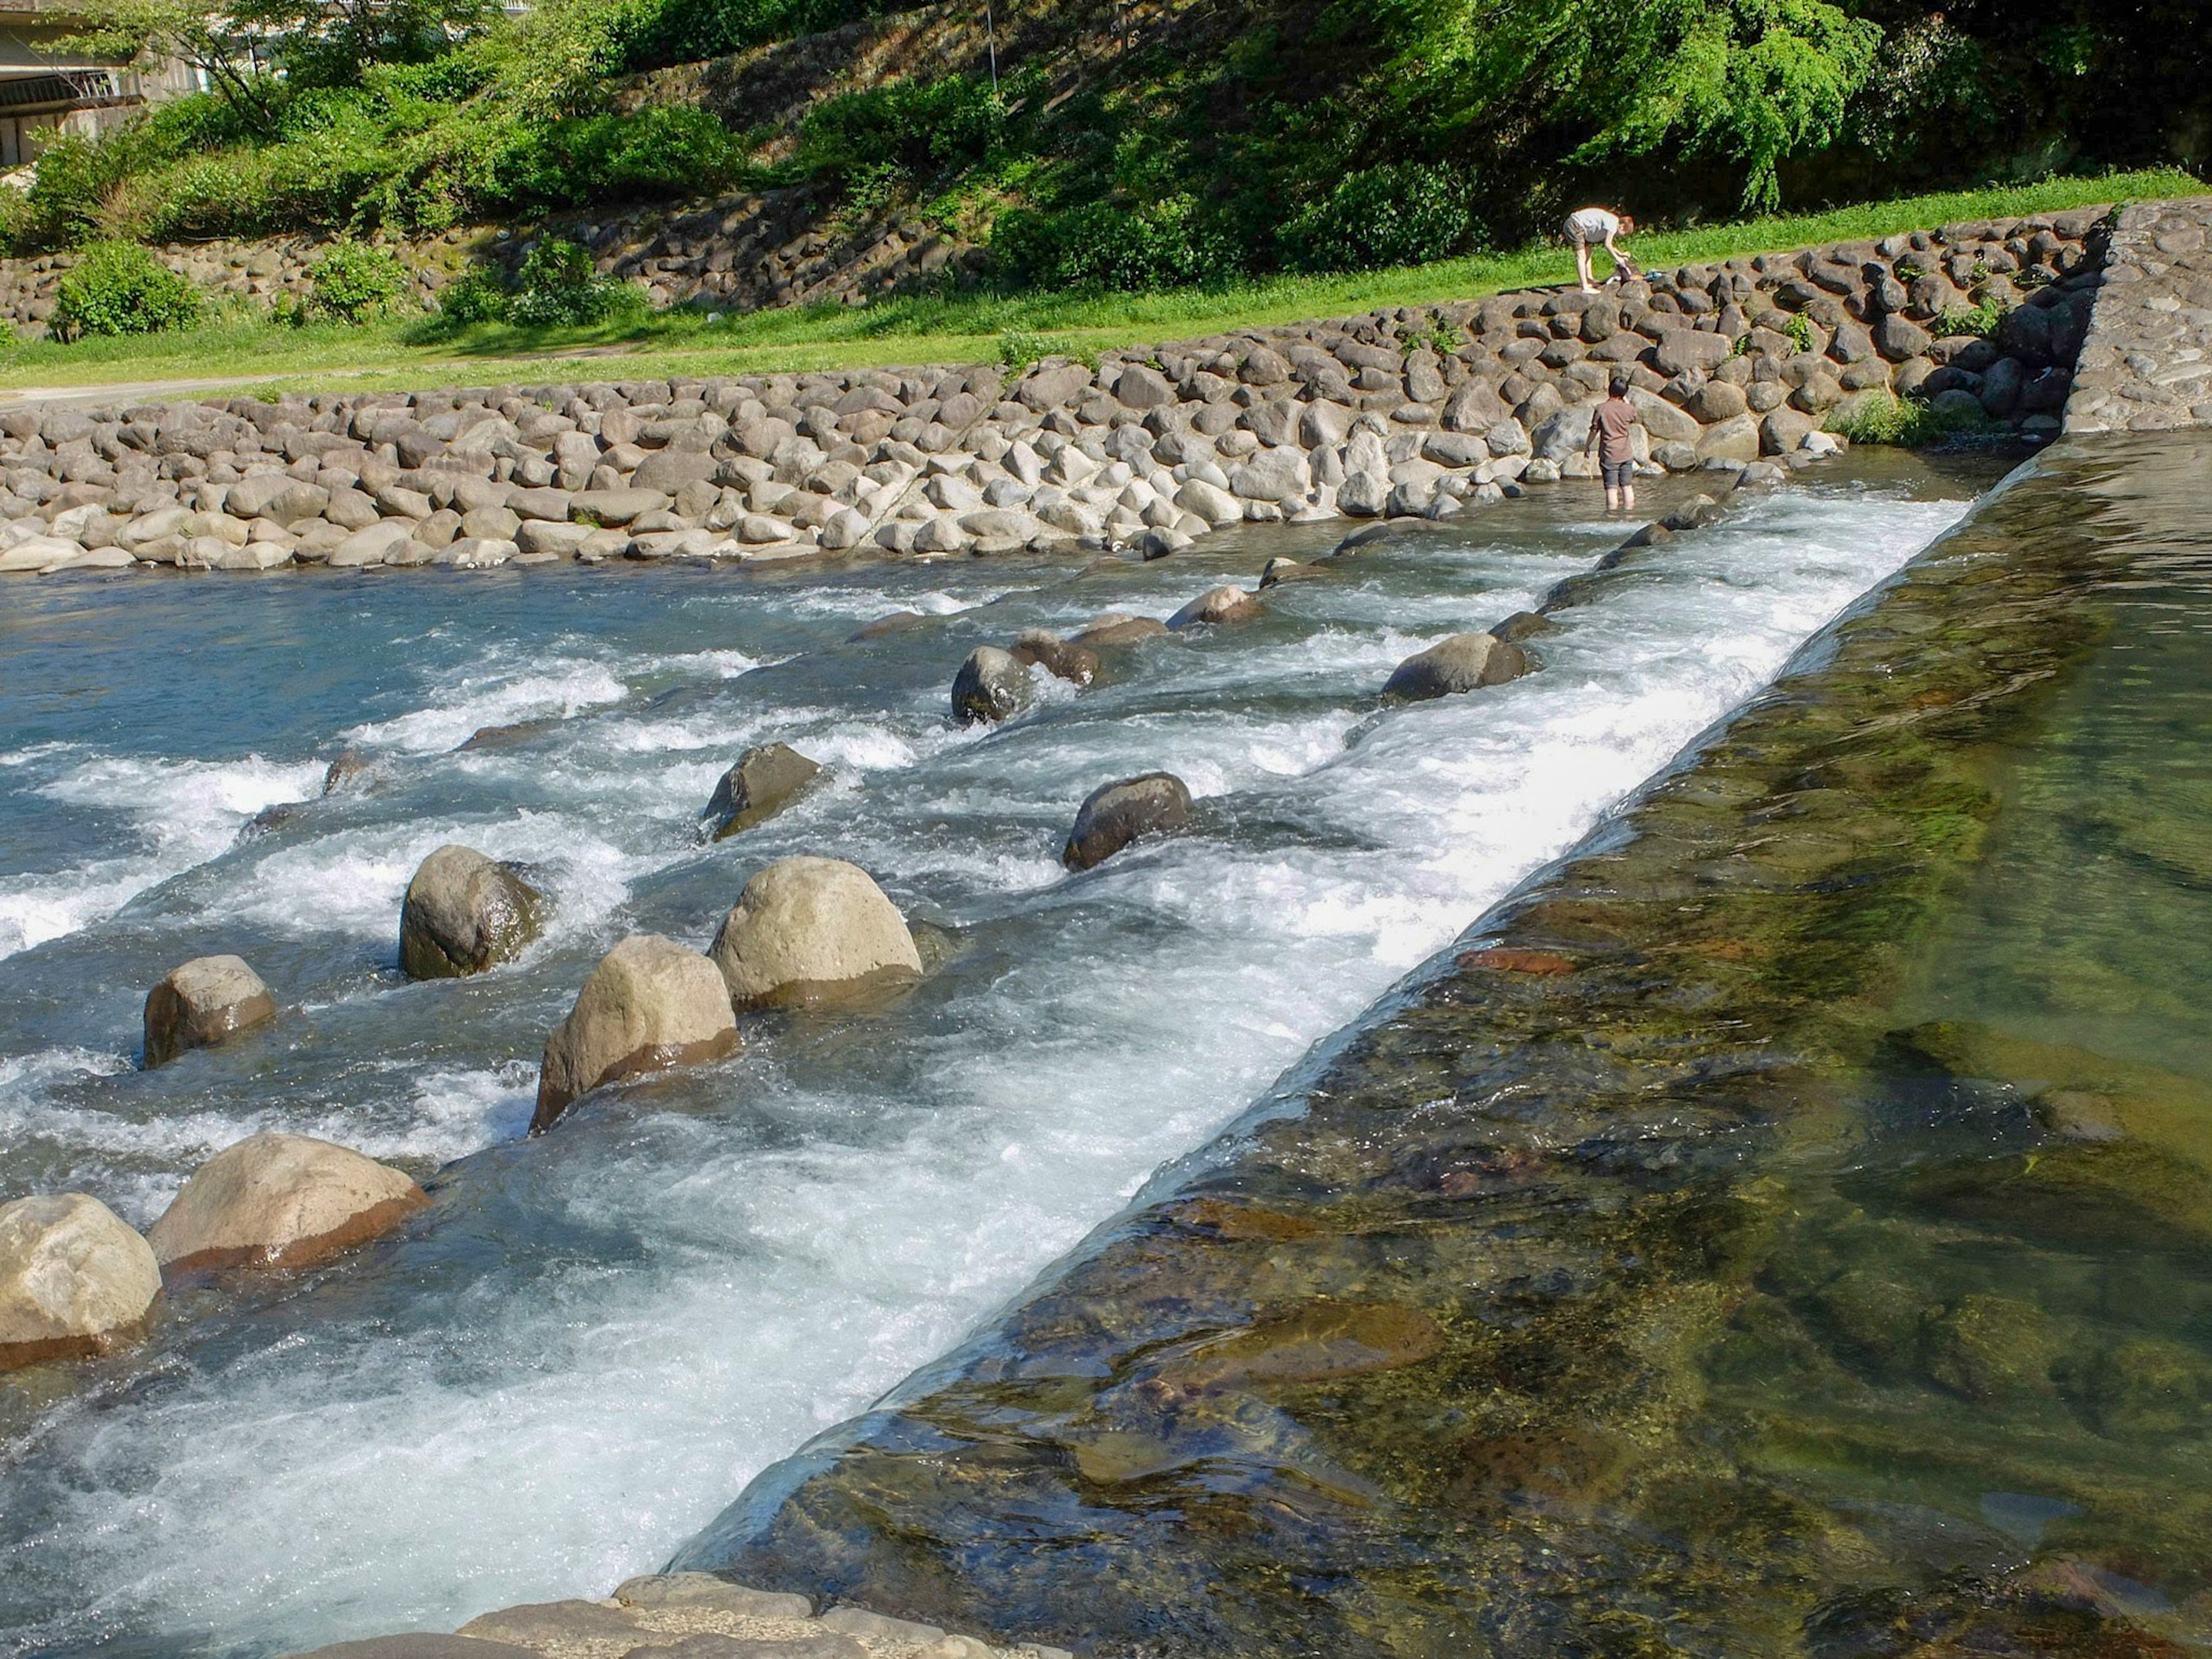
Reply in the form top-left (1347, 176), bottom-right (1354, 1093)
top-left (0, 460), bottom-right (1994, 1657)
top-left (678, 434), bottom-right (2212, 1658)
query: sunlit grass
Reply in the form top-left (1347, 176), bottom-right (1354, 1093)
top-left (0, 168), bottom-right (2198, 400)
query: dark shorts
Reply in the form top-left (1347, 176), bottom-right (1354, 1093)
top-left (1601, 460), bottom-right (1635, 489)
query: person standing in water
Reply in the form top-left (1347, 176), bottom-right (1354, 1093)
top-left (1584, 375), bottom-right (1641, 512)
top-left (1565, 206), bottom-right (1637, 292)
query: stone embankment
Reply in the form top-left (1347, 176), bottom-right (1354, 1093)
top-left (0, 211), bottom-right (2108, 578)
top-left (2065, 196), bottom-right (2212, 433)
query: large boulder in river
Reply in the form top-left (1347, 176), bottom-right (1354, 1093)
top-left (143, 955), bottom-right (276, 1067)
top-left (399, 846), bottom-right (542, 979)
top-left (535, 935), bottom-right (739, 1131)
top-left (709, 855), bottom-right (923, 1010)
top-left (146, 1133), bottom-right (428, 1274)
top-left (1063, 774), bottom-right (1194, 871)
top-left (951, 646), bottom-right (1032, 725)
top-left (1382, 632), bottom-right (1529, 702)
top-left (1168, 585), bottom-right (1260, 631)
top-left (1009, 629), bottom-right (1099, 686)
top-left (1, 1194), bottom-right (161, 1370)
top-left (703, 743), bottom-right (823, 839)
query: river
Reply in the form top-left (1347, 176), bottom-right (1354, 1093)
top-left (0, 459), bottom-right (1991, 1656)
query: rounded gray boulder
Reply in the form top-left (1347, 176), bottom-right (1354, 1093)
top-left (1382, 632), bottom-right (1529, 702)
top-left (143, 955), bottom-right (276, 1068)
top-left (399, 845), bottom-right (543, 979)
top-left (1, 1193), bottom-right (161, 1371)
top-left (1167, 585), bottom-right (1260, 631)
top-left (703, 742), bottom-right (823, 840)
top-left (1009, 629), bottom-right (1100, 687)
top-left (535, 934), bottom-right (740, 1132)
top-left (709, 855), bottom-right (923, 1010)
top-left (1063, 773), bottom-right (1194, 872)
top-left (951, 646), bottom-right (1032, 725)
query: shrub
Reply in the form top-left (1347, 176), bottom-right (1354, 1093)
top-left (797, 75), bottom-right (1007, 179)
top-left (433, 264), bottom-right (509, 324)
top-left (430, 238), bottom-right (648, 330)
top-left (50, 241), bottom-right (202, 339)
top-left (494, 107), bottom-right (744, 206)
top-left (1279, 161), bottom-right (1483, 272)
top-left (1825, 389), bottom-right (1993, 446)
top-left (995, 329), bottom-right (1077, 370)
top-left (992, 195), bottom-right (1236, 291)
top-left (306, 240), bottom-right (410, 321)
top-left (1937, 294), bottom-right (2008, 338)
top-left (508, 238), bottom-right (647, 325)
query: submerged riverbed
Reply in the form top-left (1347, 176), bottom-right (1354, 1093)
top-left (0, 460), bottom-right (1995, 1657)
top-left (684, 433), bottom-right (2212, 1657)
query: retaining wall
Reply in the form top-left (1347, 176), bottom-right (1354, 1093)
top-left (0, 209), bottom-right (2118, 577)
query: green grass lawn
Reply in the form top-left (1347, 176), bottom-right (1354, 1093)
top-left (1, 168), bottom-right (2199, 402)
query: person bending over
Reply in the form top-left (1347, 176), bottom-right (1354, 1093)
top-left (1565, 206), bottom-right (1637, 292)
top-left (1584, 375), bottom-right (1641, 512)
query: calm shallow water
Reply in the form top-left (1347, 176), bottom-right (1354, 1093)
top-left (0, 463), bottom-right (1990, 1657)
top-left (680, 435), bottom-right (2212, 1658)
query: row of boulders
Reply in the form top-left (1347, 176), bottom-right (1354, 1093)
top-left (1, 1135), bottom-right (430, 1372)
top-left (3, 475), bottom-right (1764, 1375)
top-left (533, 854), bottom-right (925, 1129)
top-left (0, 213), bottom-right (2096, 579)
top-left (3, 840), bottom-right (555, 1373)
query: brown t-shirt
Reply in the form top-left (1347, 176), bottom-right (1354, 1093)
top-left (1592, 397), bottom-right (1637, 465)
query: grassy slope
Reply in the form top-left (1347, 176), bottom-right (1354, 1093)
top-left (0, 169), bottom-right (2199, 400)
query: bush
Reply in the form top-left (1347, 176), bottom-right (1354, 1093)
top-left (619, 0), bottom-right (855, 70)
top-left (992, 195), bottom-right (1236, 291)
top-left (1825, 388), bottom-right (1993, 445)
top-left (1937, 294), bottom-right (2008, 338)
top-left (797, 75), bottom-right (1007, 179)
top-left (306, 240), bottom-right (410, 321)
top-left (434, 237), bottom-right (649, 329)
top-left (433, 264), bottom-right (510, 324)
top-left (508, 238), bottom-right (647, 325)
top-left (50, 242), bottom-right (202, 340)
top-left (1279, 161), bottom-right (1484, 272)
top-left (493, 107), bottom-right (745, 207)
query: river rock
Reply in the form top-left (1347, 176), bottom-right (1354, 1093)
top-left (1382, 632), bottom-right (1529, 701)
top-left (1073, 614), bottom-right (1170, 648)
top-left (1491, 610), bottom-right (1555, 643)
top-left (1009, 628), bottom-right (1100, 686)
top-left (286, 1639), bottom-right (541, 1658)
top-left (146, 1133), bottom-right (428, 1273)
top-left (399, 846), bottom-right (542, 979)
top-left (951, 645), bottom-right (1031, 725)
top-left (1168, 585), bottom-right (1259, 630)
top-left (709, 855), bottom-right (923, 1010)
top-left (534, 935), bottom-right (740, 1131)
top-left (1063, 774), bottom-right (1194, 871)
top-left (704, 743), bottom-right (823, 839)
top-left (0, 1194), bottom-right (161, 1370)
top-left (143, 955), bottom-right (276, 1067)
top-left (1259, 556), bottom-right (1327, 588)
top-left (611, 1574), bottom-right (813, 1619)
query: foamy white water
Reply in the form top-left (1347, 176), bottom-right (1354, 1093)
top-left (0, 474), bottom-right (1973, 1657)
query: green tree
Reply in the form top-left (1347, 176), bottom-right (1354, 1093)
top-left (1355, 0), bottom-right (1882, 213)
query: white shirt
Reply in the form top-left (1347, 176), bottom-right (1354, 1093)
top-left (1566, 208), bottom-right (1620, 244)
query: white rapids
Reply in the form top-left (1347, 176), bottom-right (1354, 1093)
top-left (0, 469), bottom-right (1976, 1657)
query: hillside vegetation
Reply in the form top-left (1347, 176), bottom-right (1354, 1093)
top-left (5, 0), bottom-right (2206, 293)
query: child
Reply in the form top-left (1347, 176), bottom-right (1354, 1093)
top-left (1565, 206), bottom-right (1637, 292)
top-left (1583, 375), bottom-right (1641, 512)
